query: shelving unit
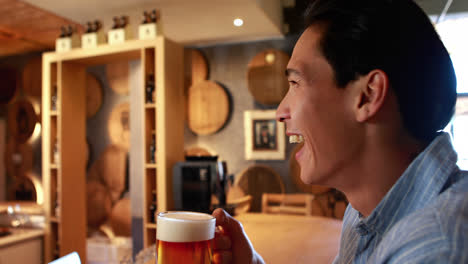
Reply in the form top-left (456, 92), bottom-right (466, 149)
top-left (42, 37), bottom-right (185, 263)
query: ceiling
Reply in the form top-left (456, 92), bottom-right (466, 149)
top-left (1, 0), bottom-right (468, 58)
top-left (21, 0), bottom-right (284, 45)
top-left (0, 0), bottom-right (83, 57)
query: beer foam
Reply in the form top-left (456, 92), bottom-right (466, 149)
top-left (157, 211), bottom-right (215, 242)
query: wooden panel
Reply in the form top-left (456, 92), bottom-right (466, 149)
top-left (0, 33), bottom-right (46, 57)
top-left (0, 68), bottom-right (18, 104)
top-left (247, 49), bottom-right (289, 105)
top-left (0, 0), bottom-right (83, 56)
top-left (187, 80), bottom-right (230, 135)
top-left (59, 61), bottom-right (86, 262)
top-left (106, 61), bottom-right (129, 95)
top-left (0, 120), bottom-right (5, 201)
top-left (110, 197), bottom-right (131, 236)
top-left (108, 103), bottom-right (130, 151)
top-left (86, 73), bottom-right (103, 118)
top-left (156, 38), bottom-right (185, 212)
top-left (184, 49), bottom-right (209, 92)
top-left (43, 39), bottom-right (158, 65)
top-left (5, 140), bottom-right (34, 177)
top-left (41, 56), bottom-right (53, 262)
top-left (7, 99), bottom-right (38, 143)
top-left (22, 56), bottom-right (42, 100)
top-left (86, 180), bottom-right (112, 228)
top-left (141, 48), bottom-right (152, 247)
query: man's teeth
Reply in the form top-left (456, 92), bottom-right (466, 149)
top-left (289, 135), bottom-right (304, 143)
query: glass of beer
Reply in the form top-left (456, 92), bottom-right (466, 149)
top-left (156, 211), bottom-right (215, 264)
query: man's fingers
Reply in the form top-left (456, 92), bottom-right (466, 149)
top-left (213, 208), bottom-right (243, 234)
top-left (214, 232), bottom-right (232, 250)
top-left (213, 208), bottom-right (230, 227)
top-left (212, 250), bottom-right (233, 264)
top-left (212, 208), bottom-right (255, 263)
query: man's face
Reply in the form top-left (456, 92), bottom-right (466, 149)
top-left (277, 26), bottom-right (363, 186)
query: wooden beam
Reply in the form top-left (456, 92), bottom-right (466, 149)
top-left (0, 0), bottom-right (83, 56)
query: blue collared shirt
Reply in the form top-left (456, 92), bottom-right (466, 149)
top-left (334, 132), bottom-right (468, 263)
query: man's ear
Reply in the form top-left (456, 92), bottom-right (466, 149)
top-left (355, 70), bottom-right (389, 122)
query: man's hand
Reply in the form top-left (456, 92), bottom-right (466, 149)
top-left (212, 209), bottom-right (265, 264)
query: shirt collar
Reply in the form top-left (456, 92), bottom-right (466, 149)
top-left (357, 132), bottom-right (459, 235)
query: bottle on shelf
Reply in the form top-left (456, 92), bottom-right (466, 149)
top-left (53, 140), bottom-right (59, 165)
top-left (149, 131), bottom-right (156, 163)
top-left (145, 74), bottom-right (155, 103)
top-left (55, 191), bottom-right (60, 218)
top-left (51, 86), bottom-right (58, 111)
top-left (149, 191), bottom-right (157, 223)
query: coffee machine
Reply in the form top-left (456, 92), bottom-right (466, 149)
top-left (172, 157), bottom-right (227, 213)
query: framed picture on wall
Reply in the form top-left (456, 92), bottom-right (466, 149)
top-left (244, 110), bottom-right (285, 160)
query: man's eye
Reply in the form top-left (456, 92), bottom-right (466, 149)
top-left (289, 80), bottom-right (298, 85)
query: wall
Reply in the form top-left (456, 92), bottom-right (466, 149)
top-left (0, 34), bottom-right (303, 255)
top-left (86, 65), bottom-right (131, 171)
top-left (0, 52), bottom-right (43, 201)
top-left (187, 34), bottom-right (300, 192)
top-left (0, 119), bottom-right (5, 201)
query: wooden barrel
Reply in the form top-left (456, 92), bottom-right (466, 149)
top-left (184, 146), bottom-right (214, 157)
top-left (289, 143), bottom-right (331, 194)
top-left (22, 56), bottom-right (42, 100)
top-left (235, 165), bottom-right (285, 212)
top-left (5, 139), bottom-right (33, 178)
top-left (247, 49), bottom-right (290, 105)
top-left (110, 197), bottom-right (131, 236)
top-left (0, 68), bottom-right (18, 105)
top-left (7, 172), bottom-right (42, 203)
top-left (86, 73), bottom-right (103, 119)
top-left (86, 180), bottom-right (113, 228)
top-left (187, 80), bottom-right (230, 135)
top-left (108, 103), bottom-right (130, 151)
top-left (7, 99), bottom-right (38, 143)
top-left (184, 49), bottom-right (208, 92)
top-left (88, 145), bottom-right (127, 204)
top-left (106, 62), bottom-right (129, 95)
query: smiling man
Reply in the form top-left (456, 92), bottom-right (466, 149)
top-left (212, 0), bottom-right (468, 263)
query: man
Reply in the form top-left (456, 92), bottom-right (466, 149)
top-left (212, 0), bottom-right (468, 263)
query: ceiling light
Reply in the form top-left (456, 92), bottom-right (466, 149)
top-left (233, 18), bottom-right (244, 27)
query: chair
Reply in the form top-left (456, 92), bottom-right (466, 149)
top-left (262, 193), bottom-right (315, 216)
top-left (211, 185), bottom-right (253, 216)
top-left (235, 165), bottom-right (285, 212)
top-left (229, 194), bottom-right (253, 215)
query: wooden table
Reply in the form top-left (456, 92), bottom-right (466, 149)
top-left (235, 213), bottom-right (342, 264)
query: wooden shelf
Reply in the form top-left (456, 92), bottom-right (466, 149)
top-left (145, 103), bottom-right (156, 109)
top-left (43, 38), bottom-right (166, 66)
top-left (145, 223), bottom-right (157, 229)
top-left (43, 36), bottom-right (185, 261)
top-left (145, 163), bottom-right (157, 168)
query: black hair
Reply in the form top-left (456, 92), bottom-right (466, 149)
top-left (304, 0), bottom-right (457, 143)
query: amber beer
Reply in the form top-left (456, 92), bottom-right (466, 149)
top-left (156, 211), bottom-right (215, 264)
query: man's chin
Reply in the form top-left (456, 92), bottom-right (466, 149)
top-left (300, 169), bottom-right (327, 186)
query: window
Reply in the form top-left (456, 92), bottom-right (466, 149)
top-left (437, 15), bottom-right (468, 170)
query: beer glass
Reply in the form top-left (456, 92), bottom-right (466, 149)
top-left (156, 211), bottom-right (215, 264)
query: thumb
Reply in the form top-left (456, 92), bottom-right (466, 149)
top-left (212, 209), bottom-right (255, 262)
top-left (213, 208), bottom-right (241, 234)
